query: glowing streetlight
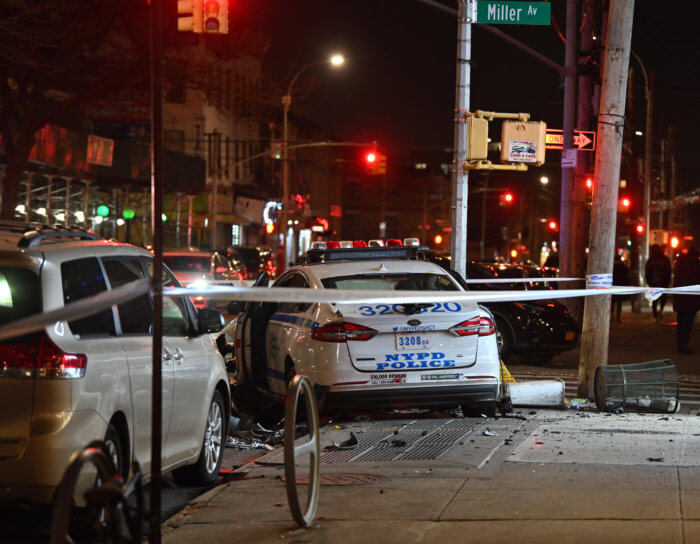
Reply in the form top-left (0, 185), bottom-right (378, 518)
top-left (539, 176), bottom-right (549, 185)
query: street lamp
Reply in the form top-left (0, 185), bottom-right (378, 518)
top-left (280, 53), bottom-right (344, 271)
top-left (539, 176), bottom-right (549, 186)
top-left (631, 49), bottom-right (653, 283)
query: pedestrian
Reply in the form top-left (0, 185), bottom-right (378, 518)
top-left (645, 244), bottom-right (672, 322)
top-left (611, 254), bottom-right (630, 323)
top-left (672, 246), bottom-right (700, 354)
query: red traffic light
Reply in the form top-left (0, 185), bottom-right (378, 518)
top-left (504, 192), bottom-right (513, 203)
top-left (621, 197), bottom-right (631, 209)
top-left (548, 220), bottom-right (558, 231)
top-left (365, 152), bottom-right (376, 163)
top-left (635, 223), bottom-right (644, 234)
top-left (585, 177), bottom-right (593, 190)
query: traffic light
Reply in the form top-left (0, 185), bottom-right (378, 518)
top-left (618, 197), bottom-right (631, 212)
top-left (548, 220), bottom-right (558, 231)
top-left (270, 141), bottom-right (283, 160)
top-left (202, 0), bottom-right (229, 34)
top-left (265, 223), bottom-right (275, 234)
top-left (466, 115), bottom-right (489, 161)
top-left (635, 223), bottom-right (644, 234)
top-left (177, 0), bottom-right (203, 33)
top-left (585, 177), bottom-right (593, 190)
top-left (365, 151), bottom-right (386, 174)
top-left (434, 234), bottom-right (443, 245)
top-left (670, 235), bottom-right (680, 249)
top-left (499, 191), bottom-right (514, 206)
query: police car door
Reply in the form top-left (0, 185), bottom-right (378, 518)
top-left (266, 271), bottom-right (311, 394)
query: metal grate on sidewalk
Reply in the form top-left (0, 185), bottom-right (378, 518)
top-left (321, 417), bottom-right (485, 463)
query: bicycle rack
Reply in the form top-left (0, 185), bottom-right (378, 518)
top-left (283, 374), bottom-right (321, 527)
top-left (50, 441), bottom-right (117, 544)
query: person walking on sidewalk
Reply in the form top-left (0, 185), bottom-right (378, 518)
top-left (611, 254), bottom-right (630, 323)
top-left (645, 244), bottom-right (672, 322)
top-left (673, 246), bottom-right (700, 354)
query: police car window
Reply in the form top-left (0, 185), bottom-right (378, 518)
top-left (103, 258), bottom-right (152, 335)
top-left (322, 273), bottom-right (459, 291)
top-left (277, 273), bottom-right (311, 313)
top-left (62, 258), bottom-right (116, 338)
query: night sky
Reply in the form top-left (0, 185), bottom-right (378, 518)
top-left (236, 1), bottom-right (699, 194)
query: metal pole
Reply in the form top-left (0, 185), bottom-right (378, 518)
top-left (559, 0), bottom-right (577, 277)
top-left (480, 178), bottom-right (487, 260)
top-left (280, 94), bottom-right (291, 272)
top-left (632, 51), bottom-right (652, 273)
top-left (149, 0), bottom-right (164, 540)
top-left (449, 0), bottom-right (473, 278)
top-left (187, 194), bottom-right (194, 248)
top-left (175, 193), bottom-right (182, 247)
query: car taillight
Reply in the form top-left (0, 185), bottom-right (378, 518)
top-left (311, 322), bottom-right (378, 342)
top-left (0, 333), bottom-right (86, 379)
top-left (478, 316), bottom-right (496, 336)
top-left (448, 317), bottom-right (480, 336)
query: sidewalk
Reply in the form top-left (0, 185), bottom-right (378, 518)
top-left (162, 409), bottom-right (700, 543)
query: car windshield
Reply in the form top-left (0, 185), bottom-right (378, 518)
top-left (234, 247), bottom-right (263, 269)
top-left (0, 267), bottom-right (41, 326)
top-left (163, 256), bottom-right (210, 272)
top-left (322, 273), bottom-right (459, 291)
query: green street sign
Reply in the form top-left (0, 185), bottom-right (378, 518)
top-left (476, 1), bottom-right (551, 25)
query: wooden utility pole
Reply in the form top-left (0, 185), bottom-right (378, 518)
top-left (578, 0), bottom-right (636, 399)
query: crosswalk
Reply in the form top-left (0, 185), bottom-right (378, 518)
top-left (510, 368), bottom-right (700, 414)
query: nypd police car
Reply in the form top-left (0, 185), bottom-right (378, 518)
top-left (229, 241), bottom-right (501, 417)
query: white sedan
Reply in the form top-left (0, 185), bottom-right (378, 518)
top-left (231, 245), bottom-right (501, 416)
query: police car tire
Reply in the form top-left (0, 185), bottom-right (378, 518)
top-left (172, 390), bottom-right (225, 486)
top-left (495, 317), bottom-right (513, 362)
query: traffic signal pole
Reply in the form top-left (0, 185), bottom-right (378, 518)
top-left (449, 0), bottom-right (473, 278)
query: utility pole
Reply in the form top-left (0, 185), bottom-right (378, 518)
top-left (578, 0), bottom-right (636, 399)
top-left (559, 0), bottom-right (577, 278)
top-left (570, 0), bottom-right (597, 321)
top-left (449, 0), bottom-right (473, 278)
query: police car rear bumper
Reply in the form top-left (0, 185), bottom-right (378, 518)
top-left (323, 384), bottom-right (498, 411)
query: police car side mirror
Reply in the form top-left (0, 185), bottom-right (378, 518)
top-left (227, 300), bottom-right (247, 315)
top-left (197, 308), bottom-right (225, 334)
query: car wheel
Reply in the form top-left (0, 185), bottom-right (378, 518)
top-left (103, 424), bottom-right (125, 478)
top-left (495, 317), bottom-right (513, 362)
top-left (173, 390), bottom-right (225, 486)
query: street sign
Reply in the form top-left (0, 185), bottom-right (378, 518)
top-left (545, 129), bottom-right (596, 151)
top-left (475, 1), bottom-right (551, 25)
top-left (561, 148), bottom-right (577, 168)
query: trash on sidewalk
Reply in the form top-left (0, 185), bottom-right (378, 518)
top-left (483, 430), bottom-right (497, 436)
top-left (327, 432), bottom-right (359, 451)
top-left (506, 379), bottom-right (565, 408)
top-left (594, 359), bottom-right (680, 413)
top-left (225, 436), bottom-right (273, 450)
top-left (566, 398), bottom-right (587, 410)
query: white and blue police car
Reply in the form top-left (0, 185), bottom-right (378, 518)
top-left (230, 241), bottom-right (501, 417)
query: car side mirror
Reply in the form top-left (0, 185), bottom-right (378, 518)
top-left (227, 300), bottom-right (247, 315)
top-left (197, 308), bottom-right (225, 334)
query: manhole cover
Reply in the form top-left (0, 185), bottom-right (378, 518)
top-left (296, 473), bottom-right (388, 486)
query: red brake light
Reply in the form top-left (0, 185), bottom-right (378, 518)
top-left (386, 239), bottom-right (402, 246)
top-left (326, 241), bottom-right (340, 249)
top-left (0, 333), bottom-right (86, 379)
top-left (478, 316), bottom-right (496, 336)
top-left (311, 322), bottom-right (378, 342)
top-left (352, 240), bottom-right (368, 248)
top-left (448, 317), bottom-right (480, 336)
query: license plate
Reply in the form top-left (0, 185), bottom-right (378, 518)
top-left (565, 331), bottom-right (575, 341)
top-left (395, 332), bottom-right (430, 350)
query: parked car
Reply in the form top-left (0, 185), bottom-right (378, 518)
top-left (230, 245), bottom-right (276, 280)
top-left (226, 242), bottom-right (501, 420)
top-left (0, 222), bottom-right (230, 505)
top-left (163, 247), bottom-right (247, 310)
top-left (424, 252), bottom-right (580, 365)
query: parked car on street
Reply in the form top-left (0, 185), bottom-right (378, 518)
top-left (229, 245), bottom-right (276, 280)
top-left (226, 241), bottom-right (502, 420)
top-left (425, 252), bottom-right (580, 364)
top-left (0, 222), bottom-right (230, 505)
top-left (163, 247), bottom-right (248, 310)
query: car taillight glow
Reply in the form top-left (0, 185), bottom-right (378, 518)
top-left (478, 316), bottom-right (496, 336)
top-left (311, 322), bottom-right (378, 342)
top-left (0, 333), bottom-right (86, 379)
top-left (448, 317), bottom-right (480, 336)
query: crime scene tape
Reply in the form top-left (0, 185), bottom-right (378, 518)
top-left (0, 279), bottom-right (698, 343)
top-left (461, 277), bottom-right (583, 284)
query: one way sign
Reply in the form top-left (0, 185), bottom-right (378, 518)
top-left (545, 129), bottom-right (596, 151)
